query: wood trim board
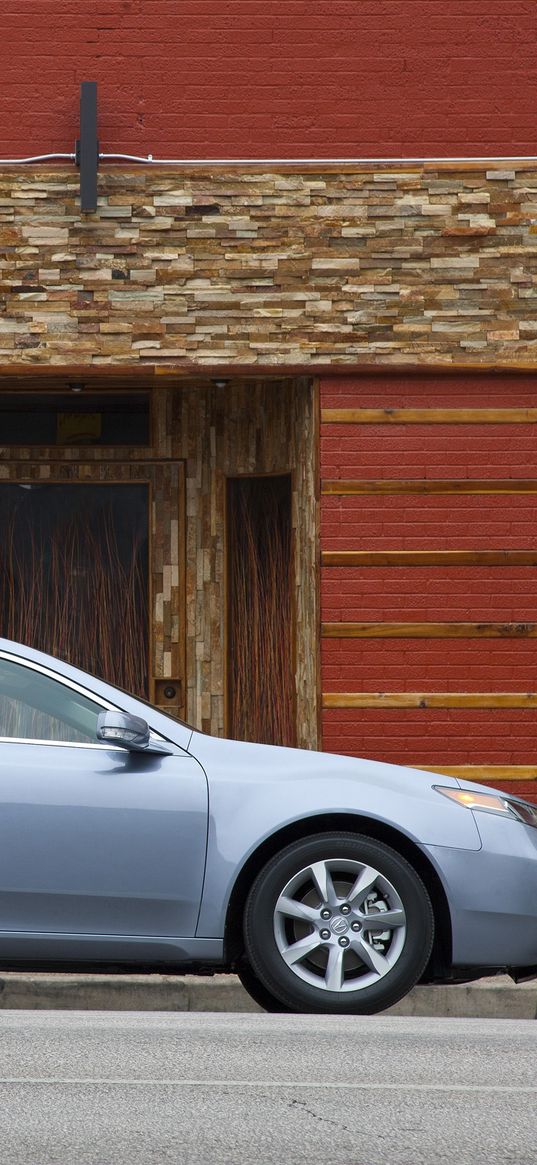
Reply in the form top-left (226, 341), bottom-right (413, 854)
top-left (321, 407), bottom-right (537, 424)
top-left (322, 550), bottom-right (537, 566)
top-left (323, 692), bottom-right (537, 708)
top-left (322, 479), bottom-right (537, 495)
top-left (416, 765), bottom-right (537, 781)
top-left (322, 622), bottom-right (537, 638)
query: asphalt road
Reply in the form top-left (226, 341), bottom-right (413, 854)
top-left (0, 1012), bottom-right (535, 1165)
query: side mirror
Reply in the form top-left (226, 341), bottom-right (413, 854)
top-left (96, 711), bottom-right (151, 751)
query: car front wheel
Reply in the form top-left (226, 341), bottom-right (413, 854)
top-left (243, 832), bottom-right (434, 1014)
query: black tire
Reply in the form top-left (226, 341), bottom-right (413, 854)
top-left (243, 831), bottom-right (434, 1014)
top-left (236, 959), bottom-right (292, 1013)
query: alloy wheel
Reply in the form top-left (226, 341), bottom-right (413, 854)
top-left (273, 857), bottom-right (406, 993)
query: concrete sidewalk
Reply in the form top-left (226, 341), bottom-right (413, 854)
top-left (0, 972), bottom-right (535, 1018)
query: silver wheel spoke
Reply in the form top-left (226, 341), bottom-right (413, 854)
top-left (280, 932), bottom-right (323, 967)
top-left (275, 895), bottom-right (320, 923)
top-left (360, 908), bottom-right (406, 931)
top-left (347, 865), bottom-right (379, 907)
top-left (350, 936), bottom-right (390, 978)
top-left (309, 861), bottom-right (339, 908)
top-left (325, 945), bottom-right (346, 991)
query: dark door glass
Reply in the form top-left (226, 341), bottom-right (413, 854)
top-left (0, 484), bottom-right (149, 696)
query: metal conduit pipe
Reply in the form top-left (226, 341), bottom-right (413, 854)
top-left (0, 153), bottom-right (76, 163)
top-left (2, 151), bottom-right (537, 167)
top-left (99, 153), bottom-right (537, 166)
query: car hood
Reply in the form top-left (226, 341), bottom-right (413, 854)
top-left (189, 726), bottom-right (482, 866)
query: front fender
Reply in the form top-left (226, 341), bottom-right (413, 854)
top-left (189, 733), bottom-right (481, 937)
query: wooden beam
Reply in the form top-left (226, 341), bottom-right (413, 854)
top-left (323, 692), bottom-right (537, 708)
top-left (1, 361), bottom-right (537, 382)
top-left (322, 621), bottom-right (537, 638)
top-left (322, 550), bottom-right (537, 567)
top-left (322, 479), bottom-right (537, 495)
top-left (416, 765), bottom-right (537, 781)
top-left (321, 407), bottom-right (537, 424)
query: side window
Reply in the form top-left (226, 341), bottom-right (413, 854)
top-left (0, 658), bottom-right (103, 744)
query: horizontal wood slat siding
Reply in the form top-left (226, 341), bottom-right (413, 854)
top-left (322, 550), bottom-right (537, 567)
top-left (322, 480), bottom-right (537, 495)
top-left (320, 377), bottom-right (537, 794)
top-left (322, 622), bottom-right (537, 638)
top-left (323, 693), bottom-right (537, 709)
top-left (321, 408), bottom-right (537, 424)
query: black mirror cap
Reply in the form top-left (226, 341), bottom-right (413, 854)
top-left (96, 710), bottom-right (150, 751)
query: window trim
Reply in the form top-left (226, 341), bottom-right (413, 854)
top-left (0, 651), bottom-right (166, 749)
top-left (0, 738), bottom-right (123, 751)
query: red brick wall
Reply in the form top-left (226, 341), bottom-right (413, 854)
top-left (1, 2), bottom-right (537, 157)
top-left (320, 374), bottom-right (537, 800)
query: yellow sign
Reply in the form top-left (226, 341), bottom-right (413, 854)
top-left (57, 413), bottom-right (102, 445)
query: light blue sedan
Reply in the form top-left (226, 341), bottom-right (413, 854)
top-left (1, 637), bottom-right (537, 1014)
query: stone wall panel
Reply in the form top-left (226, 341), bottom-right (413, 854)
top-left (2, 166), bottom-right (537, 369)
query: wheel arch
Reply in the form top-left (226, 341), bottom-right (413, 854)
top-left (223, 812), bottom-right (453, 981)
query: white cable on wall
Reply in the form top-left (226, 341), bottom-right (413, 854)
top-left (99, 152), bottom-right (537, 166)
top-left (1, 150), bottom-right (537, 166)
top-left (0, 153), bottom-right (76, 163)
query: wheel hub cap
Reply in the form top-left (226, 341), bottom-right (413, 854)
top-left (273, 857), bottom-right (407, 994)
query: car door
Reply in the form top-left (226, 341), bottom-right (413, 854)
top-left (0, 653), bottom-right (208, 951)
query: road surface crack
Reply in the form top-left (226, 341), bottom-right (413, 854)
top-left (288, 1096), bottom-right (351, 1133)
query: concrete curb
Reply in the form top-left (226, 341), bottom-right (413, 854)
top-left (0, 972), bottom-right (535, 1018)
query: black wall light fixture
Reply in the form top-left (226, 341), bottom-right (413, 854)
top-left (75, 81), bottom-right (99, 213)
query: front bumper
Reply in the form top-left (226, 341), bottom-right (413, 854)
top-left (426, 811), bottom-right (537, 969)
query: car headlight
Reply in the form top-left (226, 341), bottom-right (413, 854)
top-left (434, 785), bottom-right (537, 829)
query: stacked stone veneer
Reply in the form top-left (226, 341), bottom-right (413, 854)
top-left (2, 164), bottom-right (537, 367)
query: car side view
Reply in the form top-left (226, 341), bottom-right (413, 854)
top-left (1, 637), bottom-right (537, 1014)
